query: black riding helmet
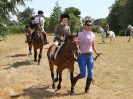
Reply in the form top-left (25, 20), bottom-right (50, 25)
top-left (60, 13), bottom-right (70, 21)
top-left (38, 10), bottom-right (44, 14)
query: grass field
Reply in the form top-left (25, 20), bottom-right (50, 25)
top-left (0, 33), bottom-right (133, 99)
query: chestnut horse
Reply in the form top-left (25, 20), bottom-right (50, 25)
top-left (32, 24), bottom-right (45, 65)
top-left (47, 35), bottom-right (79, 94)
top-left (25, 26), bottom-right (32, 55)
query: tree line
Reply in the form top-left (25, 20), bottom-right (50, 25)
top-left (0, 0), bottom-right (133, 35)
top-left (108, 0), bottom-right (133, 35)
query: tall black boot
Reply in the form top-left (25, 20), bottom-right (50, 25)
top-left (43, 32), bottom-right (49, 44)
top-left (73, 74), bottom-right (80, 87)
top-left (85, 77), bottom-right (92, 93)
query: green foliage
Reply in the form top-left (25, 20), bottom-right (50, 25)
top-left (92, 25), bottom-right (99, 33)
top-left (108, 0), bottom-right (133, 35)
top-left (94, 18), bottom-right (107, 28)
top-left (0, 0), bottom-right (31, 21)
top-left (0, 0), bottom-right (31, 35)
top-left (17, 7), bottom-right (35, 24)
top-left (0, 24), bottom-right (7, 36)
top-left (44, 17), bottom-right (50, 32)
top-left (64, 7), bottom-right (82, 33)
top-left (69, 15), bottom-right (82, 33)
top-left (64, 7), bottom-right (81, 16)
top-left (49, 1), bottom-right (62, 32)
top-left (6, 25), bottom-right (25, 34)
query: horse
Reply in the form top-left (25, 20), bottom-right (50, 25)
top-left (99, 27), bottom-right (115, 43)
top-left (25, 26), bottom-right (33, 55)
top-left (32, 24), bottom-right (46, 65)
top-left (127, 24), bottom-right (133, 42)
top-left (47, 35), bottom-right (79, 94)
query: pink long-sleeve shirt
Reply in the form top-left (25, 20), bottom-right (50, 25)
top-left (78, 30), bottom-right (95, 54)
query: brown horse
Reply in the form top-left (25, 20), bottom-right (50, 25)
top-left (32, 24), bottom-right (45, 65)
top-left (47, 35), bottom-right (79, 94)
top-left (25, 26), bottom-right (32, 55)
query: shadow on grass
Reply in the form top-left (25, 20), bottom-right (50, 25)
top-left (8, 54), bottom-right (28, 57)
top-left (21, 85), bottom-right (84, 99)
top-left (97, 42), bottom-right (109, 44)
top-left (3, 60), bottom-right (33, 69)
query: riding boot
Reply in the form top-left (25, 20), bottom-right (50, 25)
top-left (73, 74), bottom-right (80, 87)
top-left (43, 32), bottom-right (49, 44)
top-left (85, 77), bottom-right (92, 93)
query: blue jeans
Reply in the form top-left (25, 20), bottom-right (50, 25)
top-left (77, 53), bottom-right (94, 79)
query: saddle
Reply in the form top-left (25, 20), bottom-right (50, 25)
top-left (50, 42), bottom-right (64, 60)
top-left (106, 31), bottom-right (110, 37)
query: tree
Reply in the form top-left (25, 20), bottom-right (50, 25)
top-left (64, 7), bottom-right (81, 16)
top-left (64, 7), bottom-right (82, 33)
top-left (107, 0), bottom-right (129, 35)
top-left (0, 0), bottom-right (31, 22)
top-left (49, 1), bottom-right (62, 32)
top-left (93, 18), bottom-right (107, 27)
top-left (44, 17), bottom-right (50, 32)
top-left (17, 7), bottom-right (34, 24)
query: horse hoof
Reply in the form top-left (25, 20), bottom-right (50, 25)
top-left (37, 63), bottom-right (40, 65)
top-left (54, 78), bottom-right (58, 82)
top-left (57, 85), bottom-right (61, 90)
top-left (29, 53), bottom-right (32, 55)
top-left (52, 85), bottom-right (55, 89)
top-left (70, 91), bottom-right (74, 95)
top-left (34, 59), bottom-right (37, 62)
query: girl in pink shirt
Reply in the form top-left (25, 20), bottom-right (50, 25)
top-left (72, 20), bottom-right (101, 93)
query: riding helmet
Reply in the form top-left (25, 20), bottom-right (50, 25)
top-left (38, 10), bottom-right (44, 14)
top-left (60, 13), bottom-right (70, 21)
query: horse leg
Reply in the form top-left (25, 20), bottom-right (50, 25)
top-left (102, 35), bottom-right (105, 43)
top-left (49, 61), bottom-right (55, 89)
top-left (128, 33), bottom-right (132, 42)
top-left (70, 68), bottom-right (74, 94)
top-left (110, 37), bottom-right (112, 43)
top-left (37, 47), bottom-right (43, 65)
top-left (54, 68), bottom-right (59, 82)
top-left (57, 70), bottom-right (62, 90)
top-left (28, 44), bottom-right (32, 55)
top-left (34, 48), bottom-right (37, 62)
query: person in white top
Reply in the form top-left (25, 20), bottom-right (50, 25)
top-left (31, 10), bottom-right (49, 44)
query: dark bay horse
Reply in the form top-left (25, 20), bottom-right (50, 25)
top-left (47, 35), bottom-right (79, 94)
top-left (32, 24), bottom-right (46, 65)
top-left (25, 26), bottom-right (32, 55)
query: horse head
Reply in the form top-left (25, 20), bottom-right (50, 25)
top-left (64, 35), bottom-right (79, 55)
top-left (34, 23), bottom-right (42, 39)
top-left (127, 24), bottom-right (133, 30)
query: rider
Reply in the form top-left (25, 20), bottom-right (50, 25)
top-left (31, 10), bottom-right (49, 44)
top-left (104, 23), bottom-right (110, 37)
top-left (25, 16), bottom-right (36, 43)
top-left (51, 13), bottom-right (71, 60)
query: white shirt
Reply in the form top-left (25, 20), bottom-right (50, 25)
top-left (35, 16), bottom-right (45, 31)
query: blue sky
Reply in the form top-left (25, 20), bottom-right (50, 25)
top-left (19, 0), bottom-right (115, 19)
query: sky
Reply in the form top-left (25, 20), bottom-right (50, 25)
top-left (18, 0), bottom-right (115, 19)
